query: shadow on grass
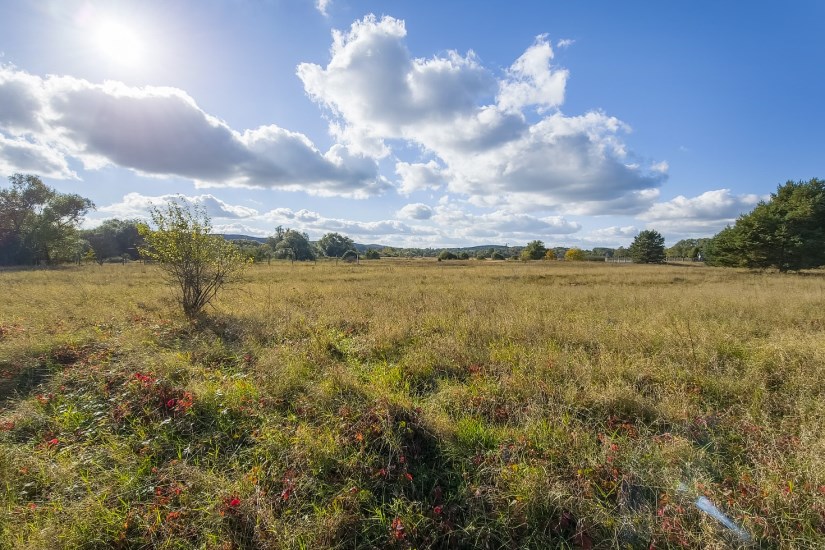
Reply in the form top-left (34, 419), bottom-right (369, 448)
top-left (0, 362), bottom-right (53, 406)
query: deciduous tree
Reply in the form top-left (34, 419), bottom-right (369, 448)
top-left (522, 240), bottom-right (547, 260)
top-left (268, 227), bottom-right (316, 261)
top-left (317, 232), bottom-right (355, 258)
top-left (565, 248), bottom-right (586, 261)
top-left (0, 174), bottom-right (93, 265)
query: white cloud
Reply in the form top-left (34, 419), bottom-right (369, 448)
top-left (587, 225), bottom-right (638, 240)
top-left (395, 160), bottom-right (445, 195)
top-left (556, 39), bottom-right (575, 49)
top-left (0, 134), bottom-right (76, 179)
top-left (98, 192), bottom-right (259, 219)
top-left (0, 65), bottom-right (387, 197)
top-left (298, 15), bottom-right (667, 214)
top-left (211, 223), bottom-right (270, 237)
top-left (261, 206), bottom-right (423, 238)
top-left (298, 15), bottom-right (496, 156)
top-left (497, 34), bottom-right (568, 113)
top-left (427, 199), bottom-right (581, 243)
top-left (315, 0), bottom-right (332, 17)
top-left (640, 189), bottom-right (762, 235)
top-left (397, 202), bottom-right (434, 220)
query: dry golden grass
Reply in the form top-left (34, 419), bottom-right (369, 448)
top-left (1, 260), bottom-right (824, 548)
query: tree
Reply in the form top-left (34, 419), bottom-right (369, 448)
top-left (706, 178), bottom-right (825, 272)
top-left (364, 249), bottom-right (380, 259)
top-left (490, 251), bottom-right (505, 260)
top-left (629, 230), bottom-right (665, 264)
top-left (437, 250), bottom-right (458, 260)
top-left (231, 239), bottom-right (272, 263)
top-left (0, 174), bottom-right (93, 265)
top-left (82, 219), bottom-right (143, 264)
top-left (565, 248), bottom-right (586, 261)
top-left (522, 240), bottom-right (547, 260)
top-left (704, 226), bottom-right (743, 267)
top-left (317, 232), bottom-right (355, 258)
top-left (138, 200), bottom-right (247, 319)
top-left (667, 238), bottom-right (709, 260)
top-left (267, 227), bottom-right (316, 261)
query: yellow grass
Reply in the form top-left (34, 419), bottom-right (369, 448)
top-left (1, 260), bottom-right (824, 547)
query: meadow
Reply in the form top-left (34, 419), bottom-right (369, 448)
top-left (1, 260), bottom-right (823, 548)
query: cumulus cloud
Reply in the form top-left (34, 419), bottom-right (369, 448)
top-left (586, 225), bottom-right (639, 241)
top-left (261, 206), bottom-right (422, 237)
top-left (98, 192), bottom-right (259, 219)
top-left (298, 16), bottom-right (496, 155)
top-left (211, 223), bottom-right (270, 237)
top-left (497, 34), bottom-right (568, 113)
top-left (397, 202), bottom-right (434, 220)
top-left (556, 38), bottom-right (575, 49)
top-left (395, 160), bottom-right (446, 195)
top-left (298, 15), bottom-right (666, 214)
top-left (640, 189), bottom-right (762, 234)
top-left (0, 134), bottom-right (76, 179)
top-left (0, 65), bottom-right (387, 197)
top-left (426, 199), bottom-right (581, 242)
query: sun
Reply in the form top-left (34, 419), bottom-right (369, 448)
top-left (94, 19), bottom-right (144, 67)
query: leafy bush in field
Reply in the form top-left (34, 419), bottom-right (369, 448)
top-left (437, 250), bottom-right (457, 260)
top-left (138, 200), bottom-right (247, 319)
top-left (364, 249), bottom-right (380, 259)
top-left (565, 248), bottom-right (586, 261)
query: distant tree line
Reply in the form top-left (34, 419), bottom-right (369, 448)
top-left (4, 173), bottom-right (821, 272)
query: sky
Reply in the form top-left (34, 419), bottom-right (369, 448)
top-left (1, 0), bottom-right (823, 248)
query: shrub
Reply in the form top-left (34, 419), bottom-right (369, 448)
top-left (138, 200), bottom-right (247, 319)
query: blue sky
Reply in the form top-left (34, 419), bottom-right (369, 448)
top-left (1, 0), bottom-right (823, 248)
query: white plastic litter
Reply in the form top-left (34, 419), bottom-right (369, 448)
top-left (694, 495), bottom-right (751, 543)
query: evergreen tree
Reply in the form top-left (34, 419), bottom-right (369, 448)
top-left (629, 230), bottom-right (665, 263)
top-left (706, 178), bottom-right (825, 271)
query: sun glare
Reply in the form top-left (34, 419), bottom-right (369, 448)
top-left (95, 19), bottom-right (144, 67)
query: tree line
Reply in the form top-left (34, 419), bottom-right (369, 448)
top-left (0, 174), bottom-right (369, 265)
top-left (2, 174), bottom-right (822, 271)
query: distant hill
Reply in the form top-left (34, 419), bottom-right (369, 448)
top-left (220, 234), bottom-right (389, 250)
top-left (220, 234), bottom-right (267, 243)
top-left (218, 235), bottom-right (597, 258)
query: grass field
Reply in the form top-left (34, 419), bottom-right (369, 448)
top-left (1, 260), bottom-right (824, 548)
